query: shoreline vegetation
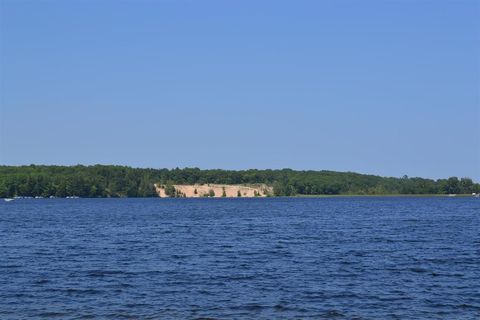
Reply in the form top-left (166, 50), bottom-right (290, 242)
top-left (0, 165), bottom-right (479, 198)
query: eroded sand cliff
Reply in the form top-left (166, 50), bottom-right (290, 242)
top-left (155, 184), bottom-right (272, 198)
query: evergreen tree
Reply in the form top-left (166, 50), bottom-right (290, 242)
top-left (164, 183), bottom-right (176, 197)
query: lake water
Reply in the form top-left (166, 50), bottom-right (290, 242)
top-left (1, 197), bottom-right (479, 319)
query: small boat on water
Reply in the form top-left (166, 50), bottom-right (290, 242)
top-left (4, 198), bottom-right (14, 202)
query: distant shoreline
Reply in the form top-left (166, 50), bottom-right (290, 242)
top-left (1, 165), bottom-right (478, 198)
top-left (294, 194), bottom-right (477, 198)
top-left (4, 194), bottom-right (477, 200)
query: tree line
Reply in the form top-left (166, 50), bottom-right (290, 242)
top-left (0, 165), bottom-right (478, 198)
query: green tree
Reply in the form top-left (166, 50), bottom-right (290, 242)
top-left (1, 165), bottom-right (479, 198)
top-left (164, 183), bottom-right (176, 197)
top-left (443, 177), bottom-right (460, 194)
top-left (459, 178), bottom-right (474, 194)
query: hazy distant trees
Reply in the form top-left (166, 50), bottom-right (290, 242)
top-left (273, 181), bottom-right (296, 196)
top-left (0, 165), bottom-right (479, 198)
top-left (459, 178), bottom-right (474, 194)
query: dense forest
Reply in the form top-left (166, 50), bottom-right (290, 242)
top-left (0, 165), bottom-right (478, 198)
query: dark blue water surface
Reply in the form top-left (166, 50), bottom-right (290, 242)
top-left (1, 197), bottom-right (479, 319)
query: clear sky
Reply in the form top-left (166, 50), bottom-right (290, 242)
top-left (0, 0), bottom-right (479, 181)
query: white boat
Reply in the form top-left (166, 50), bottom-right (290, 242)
top-left (4, 198), bottom-right (14, 202)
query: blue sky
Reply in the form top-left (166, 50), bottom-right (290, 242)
top-left (0, 0), bottom-right (479, 180)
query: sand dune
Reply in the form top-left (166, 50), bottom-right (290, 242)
top-left (155, 184), bottom-right (273, 198)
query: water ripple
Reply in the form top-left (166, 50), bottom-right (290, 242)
top-left (1, 197), bottom-right (479, 319)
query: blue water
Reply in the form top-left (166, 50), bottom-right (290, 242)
top-left (0, 197), bottom-right (479, 319)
